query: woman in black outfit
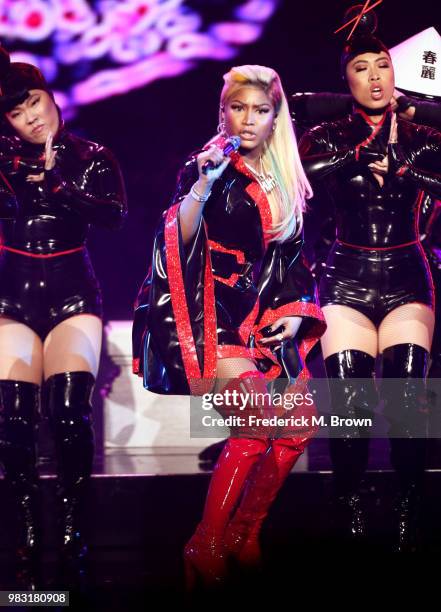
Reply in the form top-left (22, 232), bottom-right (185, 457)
top-left (133, 64), bottom-right (325, 585)
top-left (0, 47), bottom-right (127, 584)
top-left (299, 27), bottom-right (441, 550)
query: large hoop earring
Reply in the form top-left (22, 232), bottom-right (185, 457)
top-left (217, 121), bottom-right (226, 135)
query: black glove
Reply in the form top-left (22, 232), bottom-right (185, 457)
top-left (388, 142), bottom-right (408, 175)
top-left (291, 92), bottom-right (352, 126)
top-left (396, 95), bottom-right (414, 114)
top-left (357, 146), bottom-right (385, 165)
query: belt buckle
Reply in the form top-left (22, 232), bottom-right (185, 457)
top-left (208, 239), bottom-right (248, 288)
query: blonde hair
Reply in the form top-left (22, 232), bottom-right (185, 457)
top-left (219, 65), bottom-right (313, 242)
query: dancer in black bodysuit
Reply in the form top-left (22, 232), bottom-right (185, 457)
top-left (299, 16), bottom-right (441, 551)
top-left (0, 47), bottom-right (127, 584)
top-left (291, 91), bottom-right (441, 375)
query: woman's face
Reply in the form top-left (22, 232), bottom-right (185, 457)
top-left (346, 51), bottom-right (395, 110)
top-left (223, 86), bottom-right (276, 156)
top-left (5, 89), bottom-right (59, 144)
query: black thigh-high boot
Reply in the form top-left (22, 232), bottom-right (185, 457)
top-left (0, 380), bottom-right (40, 587)
top-left (44, 371), bottom-right (95, 584)
top-left (325, 350), bottom-right (378, 543)
top-left (381, 343), bottom-right (429, 553)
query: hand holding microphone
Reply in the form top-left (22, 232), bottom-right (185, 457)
top-left (193, 136), bottom-right (241, 204)
top-left (201, 136), bottom-right (241, 174)
top-left (196, 136), bottom-right (241, 181)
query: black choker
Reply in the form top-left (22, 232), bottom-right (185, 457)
top-left (353, 102), bottom-right (390, 116)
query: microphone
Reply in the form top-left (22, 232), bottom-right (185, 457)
top-left (202, 136), bottom-right (241, 175)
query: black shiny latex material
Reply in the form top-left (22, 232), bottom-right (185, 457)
top-left (319, 240), bottom-right (434, 326)
top-left (382, 342), bottom-right (429, 457)
top-left (44, 371), bottom-right (95, 578)
top-left (0, 128), bottom-right (126, 339)
top-left (0, 248), bottom-right (102, 340)
top-left (44, 371), bottom-right (95, 490)
top-left (325, 350), bottom-right (377, 495)
top-left (325, 348), bottom-right (376, 379)
top-left (325, 350), bottom-right (378, 540)
top-left (299, 109), bottom-right (440, 325)
top-left (291, 92), bottom-right (441, 131)
top-left (381, 343), bottom-right (429, 552)
top-left (0, 128), bottom-right (127, 252)
top-left (300, 110), bottom-right (441, 248)
top-left (0, 380), bottom-right (41, 584)
top-left (133, 152), bottom-right (325, 394)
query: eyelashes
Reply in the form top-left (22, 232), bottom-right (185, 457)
top-left (355, 64), bottom-right (390, 73)
top-left (230, 105), bottom-right (270, 114)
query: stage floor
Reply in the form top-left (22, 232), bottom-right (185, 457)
top-left (1, 442), bottom-right (441, 609)
top-left (34, 437), bottom-right (441, 477)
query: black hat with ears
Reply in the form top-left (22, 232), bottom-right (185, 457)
top-left (0, 45), bottom-right (52, 114)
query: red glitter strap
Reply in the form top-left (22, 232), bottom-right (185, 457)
top-left (205, 138), bottom-right (273, 248)
top-left (253, 301), bottom-right (326, 381)
top-left (229, 152), bottom-right (273, 248)
top-left (133, 358), bottom-right (141, 375)
top-left (164, 204), bottom-right (217, 395)
top-left (239, 297), bottom-right (260, 345)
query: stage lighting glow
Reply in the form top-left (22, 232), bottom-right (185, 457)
top-left (0, 0), bottom-right (280, 114)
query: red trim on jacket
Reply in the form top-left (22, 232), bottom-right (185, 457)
top-left (354, 107), bottom-right (388, 160)
top-left (253, 301), bottom-right (327, 381)
top-left (133, 358), bottom-right (141, 375)
top-left (160, 142), bottom-right (326, 393)
top-left (206, 137), bottom-right (273, 248)
top-left (164, 204), bottom-right (217, 395)
top-left (239, 298), bottom-right (260, 345)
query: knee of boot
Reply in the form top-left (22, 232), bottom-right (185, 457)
top-left (226, 437), bottom-right (269, 457)
top-left (44, 372), bottom-right (94, 418)
top-left (272, 435), bottom-right (308, 451)
top-left (325, 351), bottom-right (378, 414)
top-left (270, 437), bottom-right (307, 466)
top-left (44, 372), bottom-right (95, 442)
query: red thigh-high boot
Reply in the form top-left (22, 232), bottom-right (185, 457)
top-left (224, 390), bottom-right (317, 568)
top-left (224, 439), bottom-right (305, 568)
top-left (184, 371), bottom-right (270, 589)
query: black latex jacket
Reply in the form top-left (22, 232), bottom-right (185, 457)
top-left (299, 108), bottom-right (441, 248)
top-left (0, 127), bottom-right (127, 254)
top-left (133, 144), bottom-right (326, 395)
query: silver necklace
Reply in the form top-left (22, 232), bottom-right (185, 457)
top-left (244, 158), bottom-right (277, 194)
